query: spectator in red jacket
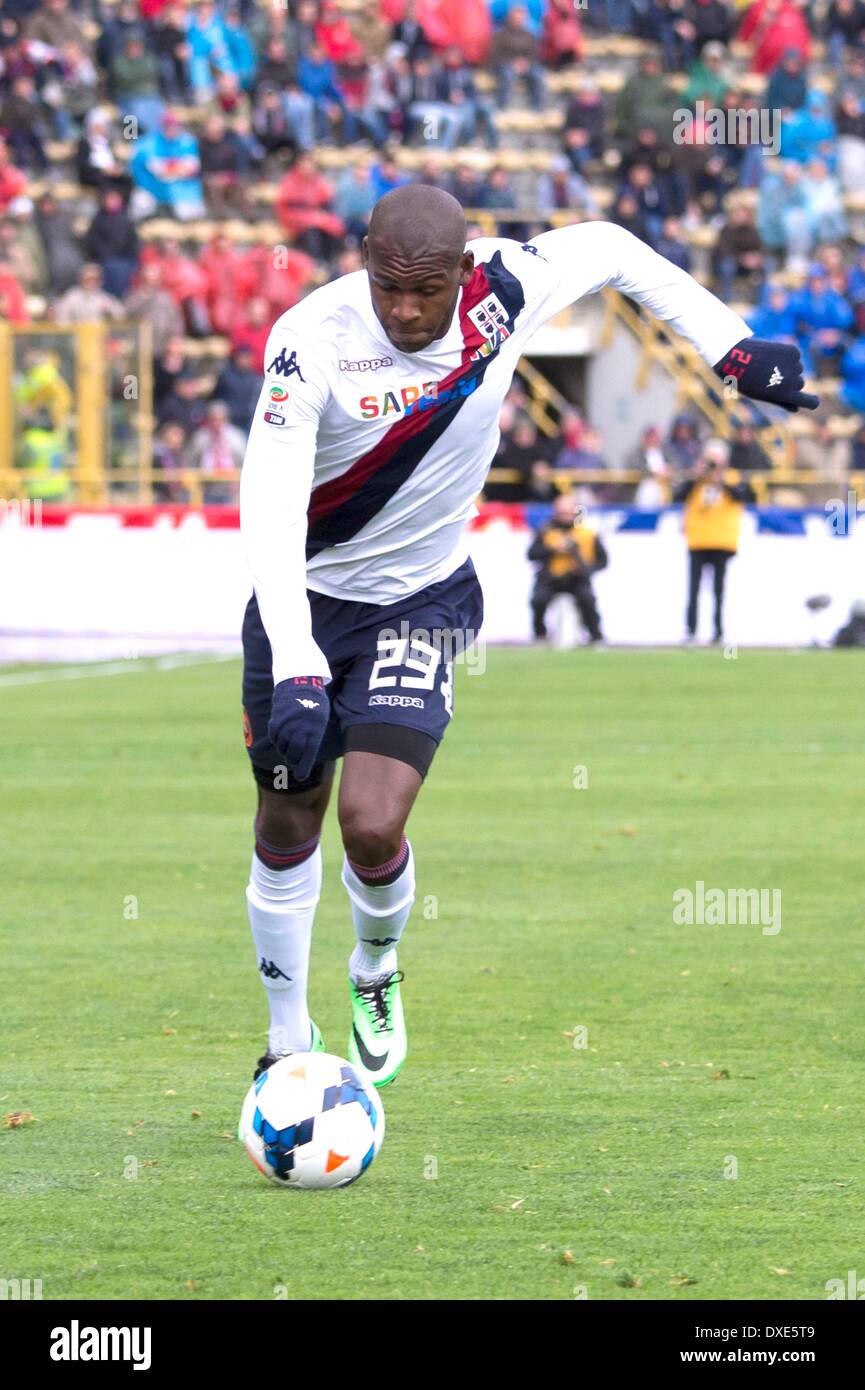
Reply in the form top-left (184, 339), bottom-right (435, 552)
top-left (739, 0), bottom-right (811, 75)
top-left (230, 295), bottom-right (272, 369)
top-left (243, 242), bottom-right (318, 320)
top-left (540, 0), bottom-right (584, 69)
top-left (316, 0), bottom-right (362, 63)
top-left (0, 255), bottom-right (28, 323)
top-left (275, 154), bottom-right (346, 259)
top-left (139, 238), bottom-right (212, 335)
top-left (0, 139), bottom-right (26, 213)
top-left (199, 232), bottom-right (257, 337)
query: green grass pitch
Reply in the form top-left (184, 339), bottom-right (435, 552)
top-left (2, 647), bottom-right (863, 1301)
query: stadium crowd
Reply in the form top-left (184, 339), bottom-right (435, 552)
top-left (3, 0), bottom-right (865, 501)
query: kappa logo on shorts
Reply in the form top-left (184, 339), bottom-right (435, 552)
top-left (368, 694), bottom-right (426, 710)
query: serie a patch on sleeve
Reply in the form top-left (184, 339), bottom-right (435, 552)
top-left (263, 383), bottom-right (291, 425)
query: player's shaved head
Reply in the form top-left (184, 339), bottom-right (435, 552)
top-left (363, 183), bottom-right (475, 354)
top-left (368, 184), bottom-right (467, 266)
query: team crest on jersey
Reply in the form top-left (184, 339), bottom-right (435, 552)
top-left (267, 347), bottom-right (305, 381)
top-left (467, 293), bottom-right (512, 342)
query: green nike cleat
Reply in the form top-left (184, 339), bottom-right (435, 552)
top-left (252, 1020), bottom-right (326, 1082)
top-left (348, 971), bottom-right (406, 1088)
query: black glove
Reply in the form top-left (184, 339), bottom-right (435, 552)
top-left (267, 677), bottom-right (330, 782)
top-left (713, 337), bottom-right (820, 413)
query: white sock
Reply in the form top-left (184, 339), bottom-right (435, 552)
top-left (246, 844), bottom-right (321, 1055)
top-left (341, 840), bottom-right (415, 983)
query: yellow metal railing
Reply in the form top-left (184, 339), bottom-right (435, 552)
top-left (0, 321), bottom-right (154, 505)
top-left (600, 289), bottom-right (797, 470)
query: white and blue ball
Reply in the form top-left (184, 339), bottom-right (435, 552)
top-left (239, 1052), bottom-right (385, 1189)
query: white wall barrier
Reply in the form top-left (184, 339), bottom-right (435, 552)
top-left (0, 505), bottom-right (862, 663)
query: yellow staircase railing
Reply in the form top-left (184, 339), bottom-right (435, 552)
top-left (599, 288), bottom-right (797, 475)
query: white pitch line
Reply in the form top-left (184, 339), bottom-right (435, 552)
top-left (0, 652), bottom-right (238, 688)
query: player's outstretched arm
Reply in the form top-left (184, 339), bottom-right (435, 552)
top-left (528, 222), bottom-right (818, 413)
top-left (239, 330), bottom-right (332, 779)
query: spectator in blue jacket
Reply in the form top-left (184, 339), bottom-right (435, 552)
top-left (224, 5), bottom-right (257, 91)
top-left (95, 0), bottom-right (146, 70)
top-left (332, 164), bottom-right (377, 242)
top-left (840, 335), bottom-right (865, 411)
top-left (368, 152), bottom-right (410, 201)
top-left (213, 344), bottom-right (260, 432)
top-left (801, 157), bottom-right (848, 243)
top-left (489, 0), bottom-right (546, 36)
top-left (438, 46), bottom-right (499, 149)
top-left (656, 216), bottom-right (692, 272)
top-left (130, 111), bottom-right (206, 220)
top-left (297, 41), bottom-right (345, 142)
top-left (780, 90), bottom-right (838, 167)
top-left (749, 283), bottom-right (816, 377)
top-left (187, 0), bottom-right (234, 98)
top-left (749, 283), bottom-right (799, 339)
top-left (757, 161), bottom-right (812, 262)
top-left (846, 245), bottom-right (865, 302)
top-left (790, 263), bottom-right (855, 374)
top-left (765, 49), bottom-right (808, 114)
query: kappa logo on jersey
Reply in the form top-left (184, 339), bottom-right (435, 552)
top-left (467, 293), bottom-right (512, 342)
top-left (267, 347), bottom-right (306, 381)
top-left (360, 376), bottom-right (478, 420)
top-left (520, 242), bottom-right (547, 260)
top-left (339, 356), bottom-right (394, 373)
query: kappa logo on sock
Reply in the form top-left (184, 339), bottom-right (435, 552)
top-left (363, 937), bottom-right (399, 947)
top-left (259, 957), bottom-right (291, 981)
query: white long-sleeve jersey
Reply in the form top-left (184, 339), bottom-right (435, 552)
top-left (239, 221), bottom-right (751, 683)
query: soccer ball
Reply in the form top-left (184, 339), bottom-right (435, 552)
top-left (239, 1052), bottom-right (385, 1189)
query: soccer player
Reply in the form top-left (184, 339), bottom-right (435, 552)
top-left (239, 183), bottom-right (817, 1088)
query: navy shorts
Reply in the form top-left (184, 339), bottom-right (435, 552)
top-left (242, 558), bottom-right (484, 785)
